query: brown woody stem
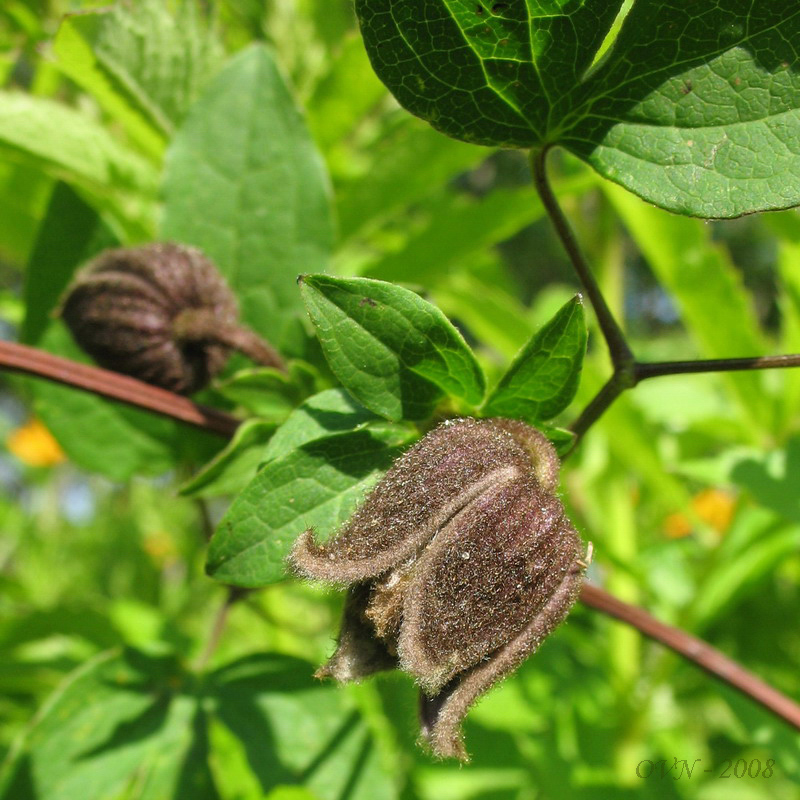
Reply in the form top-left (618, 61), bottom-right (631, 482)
top-left (3, 338), bottom-right (799, 730)
top-left (580, 583), bottom-right (800, 731)
top-left (172, 309), bottom-right (287, 373)
top-left (0, 340), bottom-right (239, 438)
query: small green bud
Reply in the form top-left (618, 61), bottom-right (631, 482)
top-left (290, 418), bottom-right (585, 761)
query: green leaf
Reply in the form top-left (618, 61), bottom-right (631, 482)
top-left (210, 654), bottom-right (397, 800)
top-left (335, 120), bottom-right (484, 241)
top-left (179, 419), bottom-right (277, 499)
top-left (0, 649), bottom-right (218, 800)
top-left (53, 0), bottom-right (223, 153)
top-left (300, 274), bottom-right (486, 421)
top-left (215, 368), bottom-right (303, 423)
top-left (51, 13), bottom-right (164, 160)
top-left (0, 91), bottom-right (158, 231)
top-left (355, 0), bottom-right (619, 148)
top-left (207, 430), bottom-right (399, 587)
top-left (21, 182), bottom-right (115, 346)
top-left (434, 273), bottom-right (538, 360)
top-left (162, 44), bottom-right (333, 351)
top-left (0, 163), bottom-right (52, 267)
top-left (356, 1), bottom-right (800, 217)
top-left (306, 34), bottom-right (386, 156)
top-left (567, 3), bottom-right (800, 218)
top-left (262, 388), bottom-right (381, 464)
top-left (483, 296), bottom-right (586, 423)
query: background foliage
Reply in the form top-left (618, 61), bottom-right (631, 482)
top-left (1, 1), bottom-right (799, 798)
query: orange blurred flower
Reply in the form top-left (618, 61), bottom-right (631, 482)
top-left (663, 488), bottom-right (736, 539)
top-left (6, 418), bottom-right (65, 467)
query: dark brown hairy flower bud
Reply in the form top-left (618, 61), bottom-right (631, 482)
top-left (60, 243), bottom-right (285, 394)
top-left (289, 417), bottom-right (586, 761)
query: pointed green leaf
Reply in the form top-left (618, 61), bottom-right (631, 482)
top-left (483, 296), bottom-right (587, 423)
top-left (300, 274), bottom-right (486, 421)
top-left (356, 1), bottom-right (800, 217)
top-left (162, 44), bottom-right (333, 350)
top-left (207, 431), bottom-right (400, 587)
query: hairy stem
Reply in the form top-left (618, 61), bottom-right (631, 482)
top-left (531, 147), bottom-right (634, 369)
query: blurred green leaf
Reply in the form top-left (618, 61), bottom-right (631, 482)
top-left (211, 654), bottom-right (397, 800)
top-left (306, 34), bottom-right (385, 156)
top-left (0, 163), bottom-right (51, 266)
top-left (162, 44), bottom-right (333, 352)
top-left (53, 0), bottom-right (222, 155)
top-left (51, 14), bottom-right (163, 159)
top-left (356, 1), bottom-right (800, 217)
top-left (434, 272), bottom-right (536, 361)
top-left (604, 181), bottom-right (774, 434)
top-left (729, 437), bottom-right (800, 524)
top-left (359, 171), bottom-right (593, 285)
top-left (0, 648), bottom-right (217, 800)
top-left (0, 91), bottom-right (158, 232)
top-left (688, 505), bottom-right (800, 629)
top-left (300, 274), bottom-right (485, 421)
top-left (335, 120), bottom-right (484, 241)
top-left (207, 430), bottom-right (399, 586)
top-left (21, 182), bottom-right (114, 346)
top-left (483, 296), bottom-right (586, 423)
top-left (215, 368), bottom-right (303, 423)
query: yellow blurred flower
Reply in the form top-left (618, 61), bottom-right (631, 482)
top-left (143, 530), bottom-right (179, 567)
top-left (663, 488), bottom-right (736, 539)
top-left (6, 418), bottom-right (65, 467)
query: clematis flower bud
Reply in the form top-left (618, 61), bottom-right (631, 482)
top-left (60, 243), bottom-right (286, 394)
top-left (289, 417), bottom-right (586, 761)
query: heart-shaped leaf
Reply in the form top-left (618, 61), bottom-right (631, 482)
top-left (356, 1), bottom-right (800, 217)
